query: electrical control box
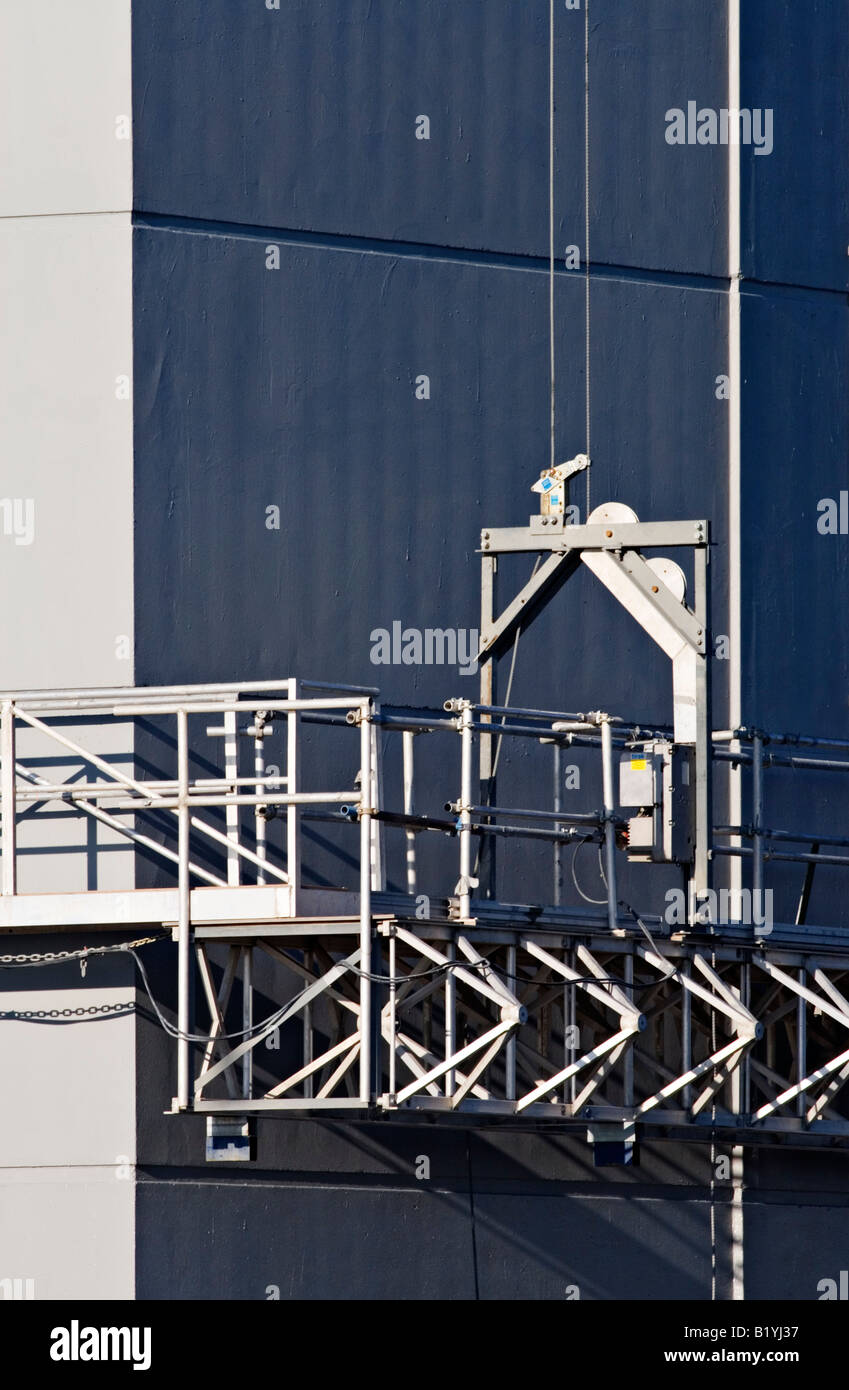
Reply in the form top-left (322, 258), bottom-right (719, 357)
top-left (619, 740), bottom-right (694, 864)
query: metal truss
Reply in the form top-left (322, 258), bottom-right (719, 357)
top-left (187, 916), bottom-right (849, 1143)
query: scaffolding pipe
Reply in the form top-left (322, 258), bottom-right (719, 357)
top-left (388, 931), bottom-right (397, 1099)
top-left (360, 712), bottom-right (455, 733)
top-left (14, 764), bottom-right (226, 887)
top-left (1, 703), bottom-right (16, 897)
top-left (553, 743), bottom-right (563, 907)
top-left (176, 708), bottom-right (191, 1110)
top-left (721, 728), bottom-right (849, 752)
top-left (473, 701), bottom-right (617, 723)
top-left (359, 710), bottom-right (373, 1103)
top-left (242, 947), bottom-right (253, 1099)
top-left (252, 713), bottom-right (268, 886)
top-left (764, 754), bottom-right (849, 774)
top-left (714, 845), bottom-right (849, 869)
top-left (342, 806), bottom-right (455, 834)
top-left (727, 0), bottom-right (743, 955)
top-left (752, 732), bottom-right (764, 913)
top-left (463, 803), bottom-right (601, 825)
top-left (682, 959), bottom-right (692, 1108)
top-left (471, 822), bottom-right (601, 846)
top-left (303, 948), bottom-right (312, 1100)
top-left (506, 943), bottom-right (517, 1100)
top-left (623, 952), bottom-right (634, 1106)
top-left (224, 710), bottom-right (239, 887)
top-left (445, 940), bottom-right (456, 1097)
top-left (797, 969), bottom-right (807, 1119)
top-left (601, 717), bottom-right (619, 932)
top-left (402, 731), bottom-right (417, 895)
top-left (717, 825), bottom-right (849, 851)
top-left (469, 718), bottom-right (606, 740)
top-left (459, 703), bottom-right (474, 919)
top-left (9, 775), bottom-right (291, 796)
top-left (122, 697), bottom-right (363, 716)
top-left (93, 791), bottom-right (355, 809)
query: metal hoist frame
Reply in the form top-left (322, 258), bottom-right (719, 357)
top-left (477, 508), bottom-right (711, 921)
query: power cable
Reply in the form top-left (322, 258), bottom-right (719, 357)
top-left (570, 835), bottom-right (608, 905)
top-left (0, 935), bottom-right (320, 1045)
top-left (472, 556), bottom-right (540, 878)
top-left (0, 933), bottom-right (664, 1026)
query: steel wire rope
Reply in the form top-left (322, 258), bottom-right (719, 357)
top-left (549, 0), bottom-right (556, 473)
top-left (551, 0), bottom-right (593, 509)
top-left (584, 0), bottom-right (591, 515)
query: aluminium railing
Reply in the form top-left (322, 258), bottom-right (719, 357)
top-left (2, 679), bottom-right (849, 1120)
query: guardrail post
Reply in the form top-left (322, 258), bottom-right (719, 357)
top-left (287, 679), bottom-right (300, 915)
top-left (402, 730), bottom-right (416, 895)
top-left (752, 731), bottom-right (764, 924)
top-left (478, 552), bottom-right (497, 899)
top-left (600, 715), bottom-right (618, 932)
top-left (1, 701), bottom-right (16, 897)
top-left (176, 708), bottom-right (191, 1109)
top-left (459, 701), bottom-right (474, 919)
top-left (253, 711), bottom-right (267, 886)
top-left (359, 702), bottom-right (372, 1103)
top-left (242, 946), bottom-right (253, 1099)
top-left (224, 709), bottom-right (240, 886)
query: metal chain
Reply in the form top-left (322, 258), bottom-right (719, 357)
top-left (0, 1002), bottom-right (130, 1020)
top-left (0, 935), bottom-right (161, 968)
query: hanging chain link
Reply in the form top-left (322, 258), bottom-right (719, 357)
top-left (0, 934), bottom-right (161, 969)
top-left (0, 1001), bottom-right (131, 1021)
top-left (0, 935), bottom-right (162, 1020)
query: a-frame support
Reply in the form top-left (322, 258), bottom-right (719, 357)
top-left (477, 513), bottom-right (711, 921)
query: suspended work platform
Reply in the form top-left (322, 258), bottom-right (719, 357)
top-left (3, 511), bottom-right (849, 1152)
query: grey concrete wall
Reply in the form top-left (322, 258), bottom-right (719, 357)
top-left (0, 1), bottom-right (136, 887)
top-left (0, 1), bottom-right (132, 217)
top-left (0, 942), bottom-right (136, 1300)
top-left (0, 0), bottom-right (136, 1303)
top-left (0, 1172), bottom-right (133, 1302)
top-left (0, 2), bottom-right (133, 685)
top-left (0, 214), bottom-right (134, 692)
top-left (12, 720), bottom-right (138, 895)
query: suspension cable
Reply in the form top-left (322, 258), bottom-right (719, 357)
top-left (549, 0), bottom-right (556, 473)
top-left (584, 0), bottom-right (592, 517)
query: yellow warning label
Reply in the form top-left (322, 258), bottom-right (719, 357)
top-left (630, 758), bottom-right (647, 770)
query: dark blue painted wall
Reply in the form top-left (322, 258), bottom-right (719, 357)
top-left (742, 286), bottom-right (849, 735)
top-left (129, 0), bottom-right (849, 1298)
top-left (133, 0), bottom-right (728, 274)
top-left (131, 227), bottom-right (728, 697)
top-left (131, 224), bottom-right (728, 905)
top-left (131, 0), bottom-right (733, 911)
top-left (742, 1), bottom-right (849, 293)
